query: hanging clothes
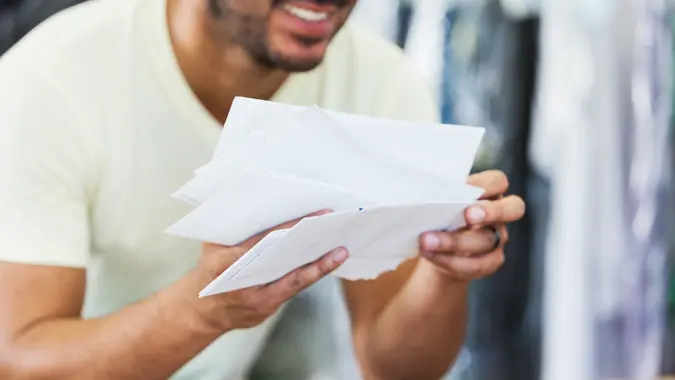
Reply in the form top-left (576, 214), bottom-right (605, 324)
top-left (620, 0), bottom-right (674, 377)
top-left (532, 0), bottom-right (624, 378)
top-left (662, 9), bottom-right (675, 375)
top-left (402, 0), bottom-right (447, 101)
top-left (533, 0), bottom-right (673, 378)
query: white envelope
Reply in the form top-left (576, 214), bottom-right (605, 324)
top-left (165, 97), bottom-right (488, 296)
top-left (167, 168), bottom-right (484, 246)
top-left (246, 106), bottom-right (471, 204)
top-left (199, 201), bottom-right (477, 296)
top-left (166, 170), bottom-right (378, 245)
top-left (174, 98), bottom-right (484, 205)
top-left (214, 98), bottom-right (484, 179)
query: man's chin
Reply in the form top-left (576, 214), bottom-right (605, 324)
top-left (263, 45), bottom-right (327, 71)
top-left (267, 55), bottom-right (324, 72)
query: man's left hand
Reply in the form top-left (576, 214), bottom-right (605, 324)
top-left (418, 170), bottom-right (525, 281)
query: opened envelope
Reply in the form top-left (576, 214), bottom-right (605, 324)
top-left (166, 97), bottom-right (485, 295)
top-left (199, 201), bottom-right (480, 296)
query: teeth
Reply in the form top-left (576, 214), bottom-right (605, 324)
top-left (283, 5), bottom-right (329, 22)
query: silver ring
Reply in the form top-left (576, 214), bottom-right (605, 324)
top-left (486, 226), bottom-right (501, 250)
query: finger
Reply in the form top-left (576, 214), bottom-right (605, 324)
top-left (464, 195), bottom-right (525, 225)
top-left (467, 170), bottom-right (509, 199)
top-left (420, 227), bottom-right (503, 255)
top-left (422, 248), bottom-right (505, 280)
top-left (262, 247), bottom-right (349, 301)
top-left (238, 209), bottom-right (333, 251)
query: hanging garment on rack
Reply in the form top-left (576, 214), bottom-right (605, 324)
top-left (533, 0), bottom-right (673, 378)
top-left (532, 0), bottom-right (623, 379)
top-left (440, 3), bottom-right (508, 170)
top-left (403, 0), bottom-right (447, 101)
top-left (617, 0), bottom-right (672, 377)
top-left (663, 11), bottom-right (675, 375)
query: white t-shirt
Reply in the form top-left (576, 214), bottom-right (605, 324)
top-left (0, 0), bottom-right (438, 378)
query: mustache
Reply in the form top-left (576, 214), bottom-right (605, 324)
top-left (273, 0), bottom-right (351, 7)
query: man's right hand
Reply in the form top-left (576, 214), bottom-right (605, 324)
top-left (189, 210), bottom-right (349, 333)
top-left (0, 209), bottom-right (348, 380)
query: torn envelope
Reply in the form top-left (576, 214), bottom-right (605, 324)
top-left (172, 98), bottom-right (485, 205)
top-left (166, 97), bottom-right (486, 296)
top-left (199, 201), bottom-right (477, 297)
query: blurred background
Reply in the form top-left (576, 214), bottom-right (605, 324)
top-left (2, 0), bottom-right (673, 379)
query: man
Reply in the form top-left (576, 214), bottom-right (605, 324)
top-left (0, 0), bottom-right (525, 379)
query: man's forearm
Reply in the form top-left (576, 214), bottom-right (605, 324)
top-left (364, 260), bottom-right (469, 380)
top-left (1, 270), bottom-right (221, 380)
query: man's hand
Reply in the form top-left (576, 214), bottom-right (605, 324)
top-left (0, 209), bottom-right (348, 380)
top-left (418, 170), bottom-right (525, 281)
top-left (190, 210), bottom-right (349, 333)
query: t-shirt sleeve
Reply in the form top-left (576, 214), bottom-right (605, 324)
top-left (0, 65), bottom-right (93, 268)
top-left (373, 57), bottom-right (442, 124)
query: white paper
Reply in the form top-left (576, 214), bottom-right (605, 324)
top-left (173, 98), bottom-right (484, 205)
top-left (199, 201), bottom-right (476, 296)
top-left (165, 97), bottom-right (486, 296)
top-left (166, 170), bottom-right (377, 246)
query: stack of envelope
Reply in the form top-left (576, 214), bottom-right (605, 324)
top-left (166, 97), bottom-right (486, 297)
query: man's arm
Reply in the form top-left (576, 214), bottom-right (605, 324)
top-left (0, 62), bottom-right (222, 379)
top-left (343, 259), bottom-right (469, 380)
top-left (343, 171), bottom-right (521, 380)
top-left (0, 263), bottom-right (220, 380)
top-left (0, 217), bottom-right (347, 380)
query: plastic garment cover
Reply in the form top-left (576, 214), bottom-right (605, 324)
top-left (663, 10), bottom-right (675, 373)
top-left (533, 0), bottom-right (673, 378)
top-left (609, 0), bottom-right (674, 377)
top-left (436, 1), bottom-right (509, 170)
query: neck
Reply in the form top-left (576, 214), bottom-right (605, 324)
top-left (166, 0), bottom-right (289, 124)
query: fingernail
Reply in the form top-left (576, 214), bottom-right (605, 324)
top-left (467, 206), bottom-right (486, 223)
top-left (331, 248), bottom-right (348, 263)
top-left (423, 233), bottom-right (440, 250)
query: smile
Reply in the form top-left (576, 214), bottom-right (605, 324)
top-left (282, 4), bottom-right (330, 22)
